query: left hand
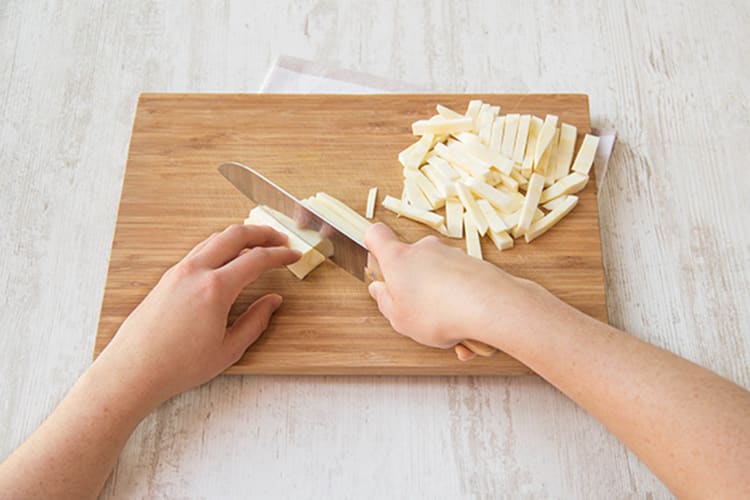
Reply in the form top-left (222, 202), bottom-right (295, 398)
top-left (94, 224), bottom-right (301, 406)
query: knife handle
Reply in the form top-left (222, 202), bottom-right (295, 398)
top-left (365, 254), bottom-right (497, 359)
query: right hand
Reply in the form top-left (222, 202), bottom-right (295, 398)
top-left (365, 223), bottom-right (548, 358)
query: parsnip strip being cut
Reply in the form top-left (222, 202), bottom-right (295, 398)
top-left (309, 193), bottom-right (371, 243)
top-left (539, 172), bottom-right (589, 203)
top-left (553, 123), bottom-right (577, 180)
top-left (455, 182), bottom-right (489, 236)
top-left (477, 199), bottom-right (508, 233)
top-left (365, 187), bottom-right (378, 219)
top-left (412, 117), bottom-right (473, 136)
top-left (463, 213), bottom-right (483, 259)
top-left (466, 178), bottom-right (522, 213)
top-left (501, 113), bottom-right (520, 157)
top-left (512, 114), bottom-right (531, 164)
top-left (382, 195), bottom-right (445, 230)
top-left (488, 229), bottom-right (514, 251)
top-left (571, 134), bottom-right (600, 175)
top-left (445, 197), bottom-right (464, 238)
top-left (245, 206), bottom-right (326, 279)
top-left (515, 173), bottom-right (545, 236)
top-left (525, 195), bottom-right (579, 243)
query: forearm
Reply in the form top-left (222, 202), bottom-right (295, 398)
top-left (482, 282), bottom-right (750, 498)
top-left (0, 358), bottom-right (160, 499)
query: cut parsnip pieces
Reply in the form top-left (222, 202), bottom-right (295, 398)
top-left (466, 178), bottom-right (522, 213)
top-left (525, 195), bottom-right (579, 243)
top-left (455, 182), bottom-right (489, 236)
top-left (501, 113), bottom-right (520, 157)
top-left (539, 172), bottom-right (589, 203)
top-left (245, 206), bottom-right (326, 279)
top-left (453, 133), bottom-right (513, 175)
top-left (554, 123), bottom-right (577, 180)
top-left (466, 100), bottom-right (483, 127)
top-left (436, 104), bottom-right (464, 119)
top-left (571, 134), bottom-right (600, 175)
top-left (512, 114), bottom-right (531, 164)
top-left (488, 229), bottom-right (514, 252)
top-left (365, 187), bottom-right (378, 219)
top-left (434, 142), bottom-right (490, 180)
top-left (533, 115), bottom-right (559, 174)
top-left (412, 117), bottom-right (473, 136)
top-left (407, 169), bottom-right (445, 209)
top-left (404, 176), bottom-right (433, 211)
top-left (422, 163), bottom-right (457, 198)
top-left (382, 195), bottom-right (445, 230)
top-left (515, 173), bottom-right (545, 236)
top-left (463, 213), bottom-right (482, 259)
top-left (391, 101), bottom-right (598, 255)
top-left (489, 116), bottom-right (505, 153)
top-left (399, 133), bottom-right (436, 169)
top-left (445, 197), bottom-right (464, 238)
top-left (477, 199), bottom-right (507, 233)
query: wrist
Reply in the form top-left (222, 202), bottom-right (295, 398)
top-left (85, 352), bottom-right (167, 421)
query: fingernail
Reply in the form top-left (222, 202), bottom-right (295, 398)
top-left (271, 295), bottom-right (283, 309)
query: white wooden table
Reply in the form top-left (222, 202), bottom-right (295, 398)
top-left (1, 1), bottom-right (748, 498)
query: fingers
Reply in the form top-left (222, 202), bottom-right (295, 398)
top-left (454, 344), bottom-right (477, 362)
top-left (195, 225), bottom-right (289, 268)
top-left (364, 223), bottom-right (403, 268)
top-left (368, 281), bottom-right (394, 321)
top-left (218, 245), bottom-right (301, 293)
top-left (225, 294), bottom-right (284, 361)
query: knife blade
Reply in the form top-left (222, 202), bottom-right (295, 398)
top-left (218, 161), bottom-right (369, 281)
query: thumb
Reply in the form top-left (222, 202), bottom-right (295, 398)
top-left (368, 281), bottom-right (394, 322)
top-left (226, 293), bottom-right (283, 360)
top-left (365, 222), bottom-right (401, 264)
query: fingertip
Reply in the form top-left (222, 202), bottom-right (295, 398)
top-left (269, 293), bottom-right (283, 311)
top-left (367, 280), bottom-right (384, 301)
top-left (454, 344), bottom-right (477, 362)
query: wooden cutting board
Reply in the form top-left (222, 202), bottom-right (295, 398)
top-left (95, 94), bottom-right (607, 375)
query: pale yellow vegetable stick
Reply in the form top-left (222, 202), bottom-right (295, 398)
top-left (463, 212), bottom-right (482, 259)
top-left (365, 187), bottom-right (378, 219)
top-left (571, 134), bottom-right (600, 175)
top-left (525, 195), bottom-right (579, 243)
top-left (515, 173), bottom-right (545, 237)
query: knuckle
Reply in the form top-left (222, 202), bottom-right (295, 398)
top-left (225, 224), bottom-right (246, 237)
top-left (248, 246), bottom-right (271, 261)
top-left (197, 272), bottom-right (224, 301)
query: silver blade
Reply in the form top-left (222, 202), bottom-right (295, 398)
top-left (218, 161), bottom-right (368, 281)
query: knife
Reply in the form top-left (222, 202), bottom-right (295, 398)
top-left (218, 161), bottom-right (496, 358)
top-left (218, 161), bottom-right (372, 281)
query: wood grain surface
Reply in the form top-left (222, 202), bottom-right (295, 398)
top-left (95, 93), bottom-right (603, 375)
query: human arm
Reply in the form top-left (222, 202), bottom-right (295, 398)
top-left (365, 223), bottom-right (750, 499)
top-left (0, 224), bottom-right (300, 500)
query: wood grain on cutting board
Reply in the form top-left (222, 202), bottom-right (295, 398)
top-left (94, 93), bottom-right (605, 375)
